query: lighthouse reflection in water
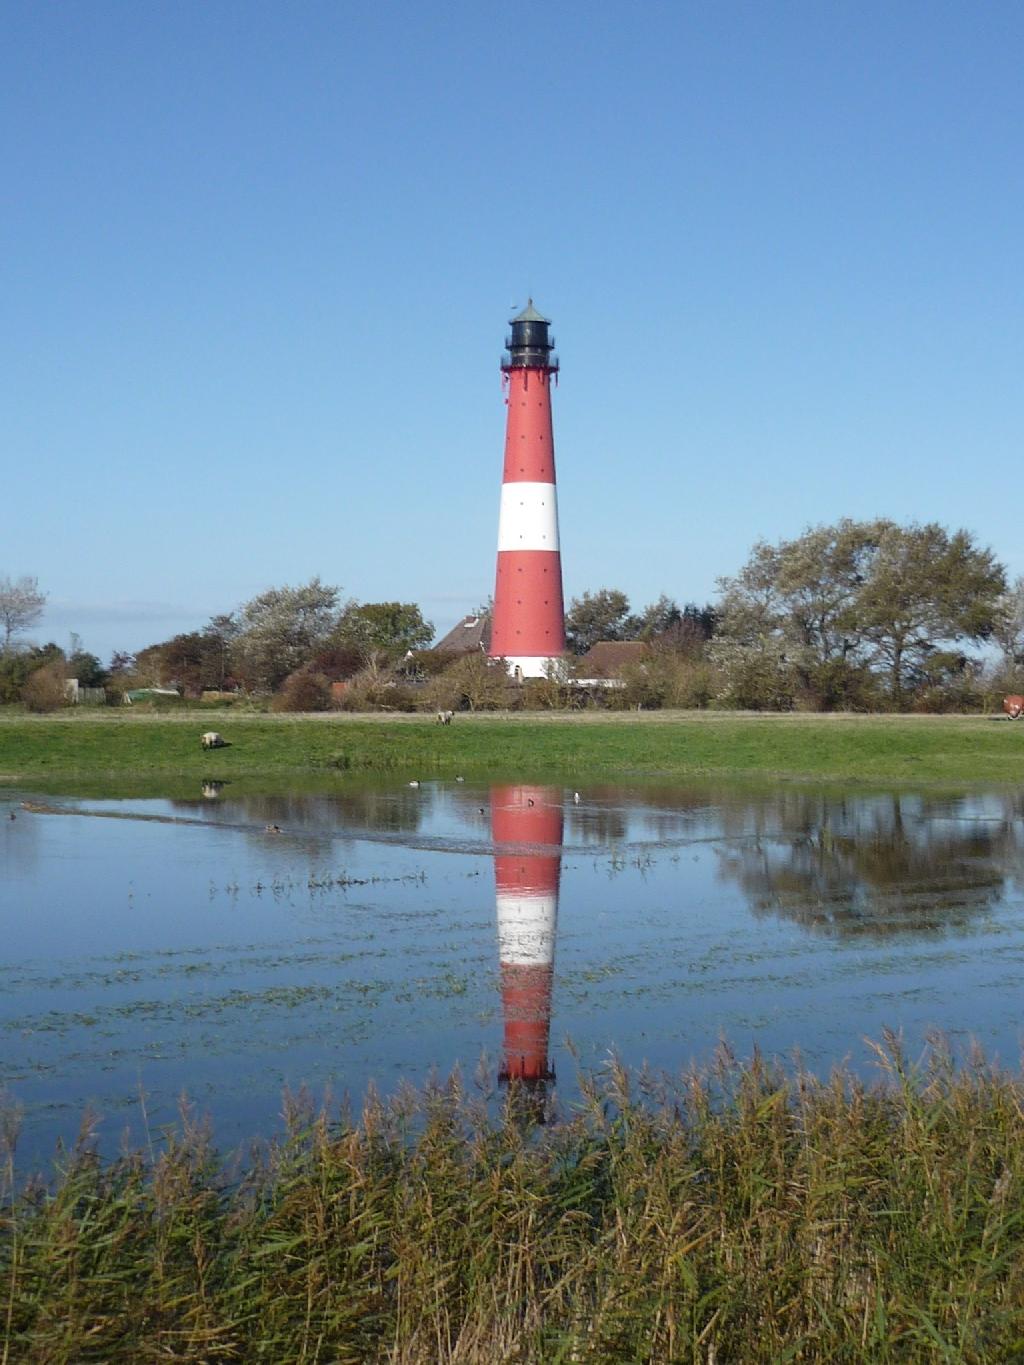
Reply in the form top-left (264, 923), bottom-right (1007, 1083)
top-left (490, 785), bottom-right (563, 1095)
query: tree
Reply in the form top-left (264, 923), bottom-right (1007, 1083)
top-left (202, 613), bottom-right (240, 690)
top-left (717, 520), bottom-right (1006, 708)
top-left (0, 643), bottom-right (63, 704)
top-left (857, 523), bottom-right (1005, 704)
top-left (716, 543), bottom-right (785, 649)
top-left (717, 520), bottom-right (886, 671)
top-left (335, 601), bottom-right (434, 663)
top-left (68, 650), bottom-right (106, 686)
top-left (634, 595), bottom-right (682, 640)
top-left (643, 600), bottom-right (718, 655)
top-left (309, 641), bottom-right (368, 682)
top-left (107, 651), bottom-right (137, 678)
top-left (774, 520), bottom-right (888, 666)
top-left (0, 575), bottom-right (46, 653)
top-left (565, 588), bottom-right (632, 654)
top-left (994, 576), bottom-right (1024, 669)
top-left (134, 632), bottom-right (212, 695)
top-left (232, 577), bottom-right (343, 692)
top-left (61, 632), bottom-right (106, 687)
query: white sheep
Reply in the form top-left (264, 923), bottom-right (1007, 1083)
top-left (200, 731), bottom-right (225, 750)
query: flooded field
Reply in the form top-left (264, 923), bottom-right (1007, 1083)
top-left (4, 778), bottom-right (1024, 1165)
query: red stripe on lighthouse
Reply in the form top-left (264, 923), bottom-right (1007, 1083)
top-left (502, 369), bottom-right (557, 483)
top-left (492, 785), bottom-right (562, 1085)
top-left (491, 551), bottom-right (565, 657)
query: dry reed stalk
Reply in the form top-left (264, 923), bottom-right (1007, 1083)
top-left (3, 1045), bottom-right (1024, 1360)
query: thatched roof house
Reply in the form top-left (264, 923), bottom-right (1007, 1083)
top-left (577, 640), bottom-right (649, 680)
top-left (433, 614), bottom-right (492, 656)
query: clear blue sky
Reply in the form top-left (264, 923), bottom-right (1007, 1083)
top-left (3, 2), bottom-right (1022, 662)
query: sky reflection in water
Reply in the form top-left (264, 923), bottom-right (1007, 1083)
top-left (3, 779), bottom-right (1024, 1163)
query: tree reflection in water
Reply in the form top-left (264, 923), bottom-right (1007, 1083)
top-left (166, 778), bottom-right (1024, 947)
top-left (715, 791), bottom-right (1023, 939)
top-left (170, 787), bottom-right (429, 857)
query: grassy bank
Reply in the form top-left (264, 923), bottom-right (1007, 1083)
top-left (1, 708), bottom-right (1023, 789)
top-left (3, 1046), bottom-right (1023, 1362)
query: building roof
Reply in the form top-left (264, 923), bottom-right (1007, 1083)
top-left (578, 640), bottom-right (649, 678)
top-left (510, 299), bottom-right (549, 324)
top-left (433, 614), bottom-right (492, 655)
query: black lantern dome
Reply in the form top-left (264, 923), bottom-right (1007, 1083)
top-left (502, 300), bottom-right (558, 371)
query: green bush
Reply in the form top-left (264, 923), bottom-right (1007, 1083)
top-left (0, 644), bottom-right (64, 705)
top-left (794, 658), bottom-right (880, 712)
top-left (520, 675), bottom-right (573, 709)
top-left (272, 667), bottom-right (333, 712)
top-left (614, 654), bottom-right (721, 710)
top-left (908, 654), bottom-right (986, 715)
top-left (420, 654), bottom-right (511, 712)
top-left (714, 648), bottom-right (796, 711)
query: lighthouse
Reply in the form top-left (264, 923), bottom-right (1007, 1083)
top-left (489, 302), bottom-right (566, 678)
top-left (491, 784), bottom-right (562, 1087)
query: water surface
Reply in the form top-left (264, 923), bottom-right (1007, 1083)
top-left (4, 779), bottom-right (1024, 1164)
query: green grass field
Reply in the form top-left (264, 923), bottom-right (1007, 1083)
top-left (1, 707), bottom-right (1022, 791)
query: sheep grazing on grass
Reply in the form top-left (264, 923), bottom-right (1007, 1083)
top-left (200, 732), bottom-right (226, 750)
top-left (436, 710), bottom-right (454, 726)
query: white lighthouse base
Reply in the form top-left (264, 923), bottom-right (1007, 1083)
top-left (497, 655), bottom-right (565, 681)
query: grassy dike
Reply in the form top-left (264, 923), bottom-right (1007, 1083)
top-left (1, 707), bottom-right (1024, 790)
top-left (4, 1049), bottom-right (1024, 1362)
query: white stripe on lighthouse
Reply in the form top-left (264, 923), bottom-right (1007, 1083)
top-left (502, 656), bottom-right (560, 676)
top-left (497, 482), bottom-right (561, 552)
top-left (496, 892), bottom-right (557, 966)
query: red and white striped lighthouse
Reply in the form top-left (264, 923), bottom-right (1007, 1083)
top-left (491, 784), bottom-right (562, 1085)
top-left (489, 302), bottom-right (566, 679)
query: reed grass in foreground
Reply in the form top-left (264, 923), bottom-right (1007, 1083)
top-left (4, 1042), bottom-right (1024, 1362)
